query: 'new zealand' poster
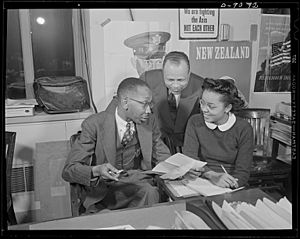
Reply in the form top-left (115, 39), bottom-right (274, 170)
top-left (189, 41), bottom-right (252, 102)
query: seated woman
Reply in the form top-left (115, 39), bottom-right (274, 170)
top-left (183, 78), bottom-right (253, 188)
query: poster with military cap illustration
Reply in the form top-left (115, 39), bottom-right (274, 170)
top-left (103, 21), bottom-right (188, 107)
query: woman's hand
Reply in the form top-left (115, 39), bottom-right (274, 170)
top-left (203, 171), bottom-right (239, 188)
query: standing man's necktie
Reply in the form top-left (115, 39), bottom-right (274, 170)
top-left (168, 92), bottom-right (177, 113)
top-left (121, 122), bottom-right (135, 147)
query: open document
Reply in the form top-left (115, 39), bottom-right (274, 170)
top-left (152, 153), bottom-right (207, 180)
top-left (166, 177), bottom-right (236, 197)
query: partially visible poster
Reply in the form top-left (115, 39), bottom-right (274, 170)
top-left (254, 14), bottom-right (290, 92)
top-left (189, 41), bottom-right (252, 102)
top-left (179, 9), bottom-right (219, 39)
top-left (103, 21), bottom-right (178, 107)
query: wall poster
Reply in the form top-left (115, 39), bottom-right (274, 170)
top-left (103, 21), bottom-right (175, 106)
top-left (254, 14), bottom-right (291, 92)
top-left (189, 40), bottom-right (252, 102)
top-left (179, 9), bottom-right (219, 39)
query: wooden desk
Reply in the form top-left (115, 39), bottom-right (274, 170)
top-left (8, 200), bottom-right (186, 230)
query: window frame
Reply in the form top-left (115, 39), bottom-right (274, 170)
top-left (17, 9), bottom-right (83, 99)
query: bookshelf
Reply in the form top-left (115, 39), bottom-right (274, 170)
top-left (270, 115), bottom-right (291, 164)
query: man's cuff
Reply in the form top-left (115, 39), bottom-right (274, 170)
top-left (90, 169), bottom-right (100, 187)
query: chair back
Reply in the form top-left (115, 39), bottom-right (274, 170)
top-left (5, 131), bottom-right (17, 225)
top-left (235, 108), bottom-right (271, 157)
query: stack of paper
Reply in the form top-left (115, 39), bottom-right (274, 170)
top-left (212, 196), bottom-right (292, 229)
top-left (152, 153), bottom-right (207, 180)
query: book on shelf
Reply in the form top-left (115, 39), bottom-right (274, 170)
top-left (276, 153), bottom-right (291, 164)
top-left (275, 101), bottom-right (291, 118)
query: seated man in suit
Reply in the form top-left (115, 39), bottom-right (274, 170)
top-left (62, 77), bottom-right (170, 213)
top-left (140, 51), bottom-right (205, 151)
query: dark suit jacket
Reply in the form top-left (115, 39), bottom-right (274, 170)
top-left (62, 97), bottom-right (170, 208)
top-left (140, 69), bottom-right (204, 146)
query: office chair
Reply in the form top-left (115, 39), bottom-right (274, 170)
top-left (235, 108), bottom-right (271, 158)
top-left (236, 108), bottom-right (287, 198)
top-left (69, 131), bottom-right (86, 217)
top-left (5, 131), bottom-right (17, 225)
top-left (69, 131), bottom-right (107, 216)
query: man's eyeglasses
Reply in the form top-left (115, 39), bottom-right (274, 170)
top-left (127, 97), bottom-right (154, 109)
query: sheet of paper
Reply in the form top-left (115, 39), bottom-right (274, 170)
top-left (277, 196), bottom-right (292, 213)
top-left (166, 180), bottom-right (200, 197)
top-left (212, 201), bottom-right (238, 229)
top-left (146, 225), bottom-right (168, 229)
top-left (94, 225), bottom-right (135, 230)
top-left (160, 162), bottom-right (193, 180)
top-left (179, 211), bottom-right (211, 229)
top-left (153, 153), bottom-right (207, 179)
top-left (184, 178), bottom-right (232, 196)
top-left (152, 161), bottom-right (179, 173)
top-left (259, 199), bottom-right (290, 228)
top-left (277, 197), bottom-right (292, 217)
top-left (222, 201), bottom-right (254, 229)
top-left (165, 153), bottom-right (207, 168)
top-left (262, 198), bottom-right (292, 226)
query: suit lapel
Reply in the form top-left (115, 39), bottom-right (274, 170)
top-left (101, 113), bottom-right (117, 166)
top-left (153, 81), bottom-right (175, 129)
top-left (174, 78), bottom-right (199, 132)
top-left (175, 95), bottom-right (198, 132)
top-left (136, 123), bottom-right (152, 169)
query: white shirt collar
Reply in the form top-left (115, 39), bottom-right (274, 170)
top-left (115, 107), bottom-right (135, 140)
top-left (204, 112), bottom-right (236, 131)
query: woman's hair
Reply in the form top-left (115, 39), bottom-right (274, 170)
top-left (202, 78), bottom-right (245, 112)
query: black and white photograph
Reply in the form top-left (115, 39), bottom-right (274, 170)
top-left (2, 2), bottom-right (298, 238)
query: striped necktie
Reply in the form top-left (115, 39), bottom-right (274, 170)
top-left (121, 121), bottom-right (135, 147)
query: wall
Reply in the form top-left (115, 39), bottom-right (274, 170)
top-left (87, 8), bottom-right (291, 113)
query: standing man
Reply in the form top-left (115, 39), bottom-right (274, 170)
top-left (62, 77), bottom-right (170, 214)
top-left (140, 51), bottom-right (204, 152)
top-left (124, 31), bottom-right (171, 76)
